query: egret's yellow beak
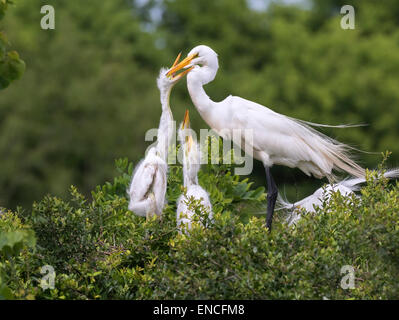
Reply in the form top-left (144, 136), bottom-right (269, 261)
top-left (182, 109), bottom-right (189, 129)
top-left (181, 110), bottom-right (193, 152)
top-left (167, 52), bottom-right (198, 79)
top-left (172, 52), bottom-right (182, 69)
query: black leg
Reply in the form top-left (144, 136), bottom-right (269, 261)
top-left (265, 166), bottom-right (278, 231)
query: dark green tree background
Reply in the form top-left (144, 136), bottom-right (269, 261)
top-left (0, 0), bottom-right (398, 208)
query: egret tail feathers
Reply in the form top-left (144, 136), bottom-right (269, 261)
top-left (287, 116), bottom-right (366, 181)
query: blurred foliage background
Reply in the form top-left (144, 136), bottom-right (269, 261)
top-left (0, 0), bottom-right (398, 209)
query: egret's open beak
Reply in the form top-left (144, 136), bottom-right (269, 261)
top-left (172, 52), bottom-right (182, 69)
top-left (167, 52), bottom-right (197, 79)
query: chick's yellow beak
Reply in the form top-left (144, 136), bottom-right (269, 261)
top-left (182, 110), bottom-right (193, 152)
top-left (182, 109), bottom-right (190, 129)
top-left (167, 52), bottom-right (197, 79)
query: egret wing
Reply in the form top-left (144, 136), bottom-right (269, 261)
top-left (129, 160), bottom-right (157, 201)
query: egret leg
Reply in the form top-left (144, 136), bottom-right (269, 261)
top-left (265, 167), bottom-right (278, 231)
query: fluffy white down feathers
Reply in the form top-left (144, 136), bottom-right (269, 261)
top-left (176, 113), bottom-right (213, 232)
top-left (127, 68), bottom-right (175, 219)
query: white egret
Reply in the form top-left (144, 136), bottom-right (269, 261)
top-left (278, 169), bottom-right (399, 225)
top-left (128, 55), bottom-right (191, 219)
top-left (167, 45), bottom-right (365, 230)
top-left (176, 110), bottom-right (213, 232)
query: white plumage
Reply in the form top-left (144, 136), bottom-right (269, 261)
top-left (128, 147), bottom-right (167, 218)
top-left (128, 56), bottom-right (189, 219)
top-left (167, 45), bottom-right (366, 229)
top-left (176, 110), bottom-right (213, 232)
top-left (278, 169), bottom-right (399, 225)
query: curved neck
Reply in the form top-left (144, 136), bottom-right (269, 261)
top-left (187, 81), bottom-right (212, 115)
top-left (187, 67), bottom-right (217, 116)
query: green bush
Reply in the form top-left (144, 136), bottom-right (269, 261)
top-left (138, 169), bottom-right (399, 299)
top-left (0, 210), bottom-right (36, 299)
top-left (1, 157), bottom-right (398, 300)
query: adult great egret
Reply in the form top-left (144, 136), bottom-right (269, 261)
top-left (176, 110), bottom-right (213, 232)
top-left (168, 45), bottom-right (365, 230)
top-left (278, 169), bottom-right (399, 225)
top-left (128, 55), bottom-right (191, 219)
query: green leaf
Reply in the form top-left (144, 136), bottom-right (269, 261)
top-left (0, 230), bottom-right (36, 258)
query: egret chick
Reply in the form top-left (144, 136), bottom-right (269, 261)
top-left (128, 55), bottom-right (192, 219)
top-left (176, 110), bottom-right (213, 232)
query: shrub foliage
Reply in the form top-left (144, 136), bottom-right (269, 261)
top-left (0, 157), bottom-right (398, 300)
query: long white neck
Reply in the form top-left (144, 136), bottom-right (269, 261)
top-left (160, 88), bottom-right (172, 111)
top-left (187, 66), bottom-right (218, 119)
top-left (157, 87), bottom-right (174, 161)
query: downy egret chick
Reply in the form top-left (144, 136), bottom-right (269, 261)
top-left (176, 110), bottom-right (213, 232)
top-left (128, 54), bottom-right (192, 219)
